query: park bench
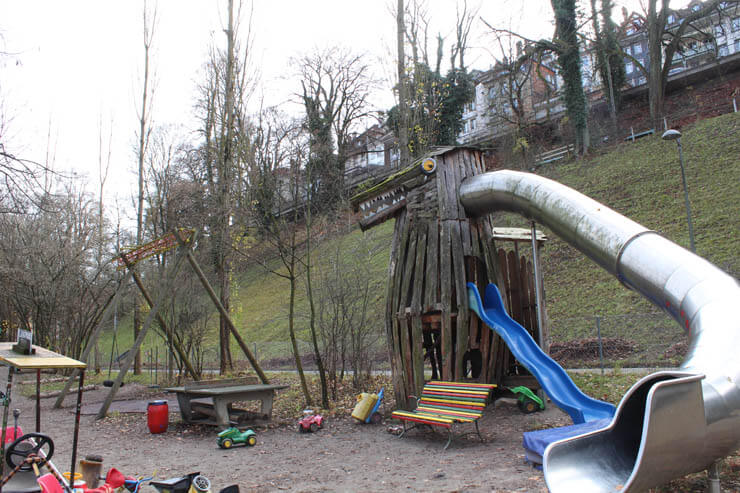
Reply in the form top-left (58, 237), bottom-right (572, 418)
top-left (391, 380), bottom-right (496, 449)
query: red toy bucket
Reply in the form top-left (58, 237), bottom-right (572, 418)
top-left (147, 400), bottom-right (168, 434)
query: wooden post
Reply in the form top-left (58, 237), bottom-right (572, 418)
top-left (96, 248), bottom-right (188, 419)
top-left (54, 270), bottom-right (133, 409)
top-left (129, 269), bottom-right (199, 379)
top-left (179, 243), bottom-right (269, 385)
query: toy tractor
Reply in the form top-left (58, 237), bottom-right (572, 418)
top-left (217, 427), bottom-right (256, 448)
top-left (510, 386), bottom-right (545, 414)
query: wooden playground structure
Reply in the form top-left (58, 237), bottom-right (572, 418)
top-left (351, 147), bottom-right (550, 407)
top-left (54, 229), bottom-right (269, 419)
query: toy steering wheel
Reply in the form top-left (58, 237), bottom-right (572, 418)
top-left (6, 433), bottom-right (54, 471)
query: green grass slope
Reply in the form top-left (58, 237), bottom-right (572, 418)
top-left (97, 112), bottom-right (739, 369)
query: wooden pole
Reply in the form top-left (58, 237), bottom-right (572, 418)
top-left (129, 269), bottom-right (199, 380)
top-left (176, 234), bottom-right (269, 384)
top-left (96, 248), bottom-right (188, 419)
top-left (54, 270), bottom-right (133, 408)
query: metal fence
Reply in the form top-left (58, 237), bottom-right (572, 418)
top-left (548, 311), bottom-right (687, 371)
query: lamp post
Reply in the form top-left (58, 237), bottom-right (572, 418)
top-left (661, 129), bottom-right (696, 253)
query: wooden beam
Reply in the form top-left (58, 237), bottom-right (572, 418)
top-left (54, 270), bottom-right (132, 409)
top-left (96, 247), bottom-right (188, 419)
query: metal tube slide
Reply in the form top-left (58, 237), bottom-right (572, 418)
top-left (459, 170), bottom-right (740, 492)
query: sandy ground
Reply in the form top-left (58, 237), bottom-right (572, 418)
top-left (4, 378), bottom-right (573, 493)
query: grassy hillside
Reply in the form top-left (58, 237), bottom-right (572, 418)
top-left (98, 112), bottom-right (739, 369)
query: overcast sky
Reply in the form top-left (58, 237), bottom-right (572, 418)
top-left (1, 0), bottom-right (655, 217)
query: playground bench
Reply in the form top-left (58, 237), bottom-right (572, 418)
top-left (391, 380), bottom-right (496, 449)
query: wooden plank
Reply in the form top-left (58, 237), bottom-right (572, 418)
top-left (399, 228), bottom-right (418, 318)
top-left (439, 221), bottom-right (453, 380)
top-left (398, 227), bottom-right (418, 403)
top-left (424, 219), bottom-right (440, 312)
top-left (0, 344), bottom-right (87, 370)
top-left (387, 211), bottom-right (409, 406)
top-left (411, 224), bottom-right (427, 397)
top-left (450, 220), bottom-right (468, 381)
top-left (184, 377), bottom-right (258, 390)
top-left (411, 316), bottom-right (425, 395)
top-left (410, 223), bottom-right (427, 317)
top-left (507, 250), bottom-right (524, 325)
top-left (519, 255), bottom-right (532, 334)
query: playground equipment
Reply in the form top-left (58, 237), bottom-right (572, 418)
top-left (468, 283), bottom-right (615, 424)
top-left (216, 428), bottom-right (256, 448)
top-left (460, 169), bottom-right (740, 492)
top-left (351, 388), bottom-right (384, 424)
top-left (509, 386), bottom-right (545, 414)
top-left (350, 148), bottom-right (549, 408)
top-left (0, 344), bottom-right (87, 493)
top-left (53, 229), bottom-right (269, 420)
top-left (297, 410), bottom-right (324, 433)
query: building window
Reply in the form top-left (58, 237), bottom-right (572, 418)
top-left (488, 87), bottom-right (496, 100)
top-left (732, 17), bottom-right (740, 32)
top-left (471, 118), bottom-right (477, 131)
top-left (626, 62), bottom-right (634, 74)
top-left (735, 38), bottom-right (740, 51)
top-left (638, 76), bottom-right (647, 85)
top-left (667, 14), bottom-right (677, 25)
top-left (719, 45), bottom-right (729, 57)
top-left (715, 25), bottom-right (725, 38)
top-left (632, 43), bottom-right (643, 55)
top-left (691, 4), bottom-right (701, 12)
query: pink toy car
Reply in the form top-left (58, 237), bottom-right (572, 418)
top-left (297, 409), bottom-right (324, 433)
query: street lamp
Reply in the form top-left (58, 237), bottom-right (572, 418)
top-left (661, 129), bottom-right (696, 253)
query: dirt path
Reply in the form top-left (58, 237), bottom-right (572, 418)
top-left (12, 382), bottom-right (570, 492)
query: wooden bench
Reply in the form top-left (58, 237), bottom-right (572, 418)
top-left (391, 381), bottom-right (496, 449)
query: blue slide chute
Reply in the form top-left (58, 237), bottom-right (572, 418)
top-left (467, 282), bottom-right (615, 424)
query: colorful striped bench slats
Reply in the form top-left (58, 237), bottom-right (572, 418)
top-left (392, 381), bottom-right (497, 449)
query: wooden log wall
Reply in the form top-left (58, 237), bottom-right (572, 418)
top-left (386, 148), bottom-right (500, 407)
top-left (384, 147), bottom-right (548, 408)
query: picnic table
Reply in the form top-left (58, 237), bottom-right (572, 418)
top-left (166, 378), bottom-right (288, 429)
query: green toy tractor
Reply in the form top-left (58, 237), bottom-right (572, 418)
top-left (217, 427), bottom-right (257, 448)
top-left (510, 386), bottom-right (545, 414)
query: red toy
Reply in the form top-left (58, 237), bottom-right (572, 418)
top-left (297, 409), bottom-right (324, 433)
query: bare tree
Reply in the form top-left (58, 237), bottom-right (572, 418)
top-left (297, 47), bottom-right (374, 209)
top-left (396, 0), bottom-right (410, 166)
top-left (133, 0), bottom-right (158, 375)
top-left (642, 0), bottom-right (737, 128)
top-left (194, 0), bottom-right (258, 374)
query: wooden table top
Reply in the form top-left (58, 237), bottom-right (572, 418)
top-left (165, 383), bottom-right (289, 396)
top-left (0, 343), bottom-right (86, 370)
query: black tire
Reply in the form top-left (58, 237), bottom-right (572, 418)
top-left (247, 435), bottom-right (257, 446)
top-left (310, 423), bottom-right (318, 433)
top-left (298, 424), bottom-right (304, 433)
top-left (521, 398), bottom-right (538, 414)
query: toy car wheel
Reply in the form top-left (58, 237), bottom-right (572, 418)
top-left (298, 423), bottom-right (304, 433)
top-left (310, 423), bottom-right (318, 433)
top-left (521, 398), bottom-right (538, 414)
top-left (247, 435), bottom-right (257, 446)
top-left (222, 438), bottom-right (233, 449)
top-left (370, 412), bottom-right (382, 424)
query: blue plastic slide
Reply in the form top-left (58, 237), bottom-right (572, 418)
top-left (467, 282), bottom-right (615, 424)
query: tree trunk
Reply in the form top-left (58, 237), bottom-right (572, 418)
top-left (289, 272), bottom-right (311, 407)
top-left (397, 0), bottom-right (410, 166)
top-left (551, 0), bottom-right (590, 154)
top-left (647, 0), bottom-right (665, 130)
